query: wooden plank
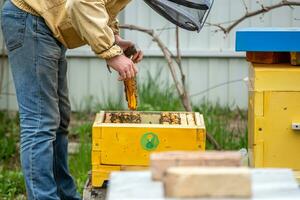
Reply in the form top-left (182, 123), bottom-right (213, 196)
top-left (246, 52), bottom-right (290, 64)
top-left (99, 111), bottom-right (105, 123)
top-left (179, 113), bottom-right (187, 125)
top-left (150, 151), bottom-right (242, 181)
top-left (186, 113), bottom-right (195, 126)
top-left (163, 167), bottom-right (251, 198)
top-left (104, 113), bottom-right (111, 123)
top-left (94, 112), bottom-right (105, 126)
top-left (194, 112), bottom-right (205, 127)
top-left (291, 52), bottom-right (300, 66)
top-left (106, 169), bottom-right (300, 200)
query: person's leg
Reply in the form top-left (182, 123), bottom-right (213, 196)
top-left (1, 1), bottom-right (76, 199)
top-left (53, 49), bottom-right (81, 200)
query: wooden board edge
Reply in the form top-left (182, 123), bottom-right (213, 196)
top-left (179, 113), bottom-right (188, 125)
top-left (93, 111), bottom-right (105, 126)
top-left (195, 113), bottom-right (205, 128)
top-left (187, 113), bottom-right (195, 126)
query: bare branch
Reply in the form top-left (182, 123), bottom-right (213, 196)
top-left (175, 26), bottom-right (185, 88)
top-left (207, 133), bottom-right (222, 150)
top-left (175, 26), bottom-right (193, 112)
top-left (241, 0), bottom-right (249, 13)
top-left (210, 0), bottom-right (300, 34)
top-left (206, 22), bottom-right (228, 33)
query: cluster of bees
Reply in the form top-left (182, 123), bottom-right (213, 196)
top-left (160, 112), bottom-right (181, 125)
top-left (105, 112), bottom-right (181, 125)
top-left (108, 112), bottom-right (141, 123)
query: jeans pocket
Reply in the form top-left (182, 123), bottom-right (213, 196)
top-left (1, 11), bottom-right (27, 51)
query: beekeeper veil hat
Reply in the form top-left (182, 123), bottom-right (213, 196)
top-left (143, 0), bottom-right (214, 32)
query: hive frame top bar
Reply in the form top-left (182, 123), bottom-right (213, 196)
top-left (236, 28), bottom-right (300, 52)
top-left (93, 111), bottom-right (205, 129)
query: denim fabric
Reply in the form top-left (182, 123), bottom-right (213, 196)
top-left (1, 1), bottom-right (81, 199)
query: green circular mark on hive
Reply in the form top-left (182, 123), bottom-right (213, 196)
top-left (141, 132), bottom-right (159, 151)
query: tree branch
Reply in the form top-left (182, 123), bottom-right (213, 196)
top-left (209, 0), bottom-right (300, 34)
top-left (175, 27), bottom-right (186, 85)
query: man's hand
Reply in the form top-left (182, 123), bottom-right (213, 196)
top-left (106, 54), bottom-right (138, 81)
top-left (115, 35), bottom-right (143, 63)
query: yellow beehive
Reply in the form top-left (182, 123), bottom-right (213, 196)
top-left (91, 111), bottom-right (206, 187)
top-left (248, 63), bottom-right (300, 173)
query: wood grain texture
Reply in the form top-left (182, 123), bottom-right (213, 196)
top-left (151, 151), bottom-right (242, 181)
top-left (163, 167), bottom-right (251, 198)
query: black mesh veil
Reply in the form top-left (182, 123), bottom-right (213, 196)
top-left (143, 0), bottom-right (214, 32)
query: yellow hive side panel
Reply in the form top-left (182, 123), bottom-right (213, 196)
top-left (248, 91), bottom-right (264, 167)
top-left (253, 116), bottom-right (265, 168)
top-left (260, 91), bottom-right (300, 170)
top-left (251, 63), bottom-right (300, 91)
top-left (92, 126), bottom-right (102, 151)
top-left (248, 91), bottom-right (254, 167)
top-left (197, 128), bottom-right (206, 150)
top-left (248, 63), bottom-right (255, 91)
top-left (120, 166), bottom-right (148, 171)
top-left (92, 164), bottom-right (121, 187)
top-left (92, 164), bottom-right (121, 171)
top-left (92, 171), bottom-right (105, 187)
top-left (99, 127), bottom-right (205, 166)
top-left (92, 150), bottom-right (101, 166)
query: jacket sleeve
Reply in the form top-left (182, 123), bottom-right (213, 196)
top-left (108, 17), bottom-right (120, 35)
top-left (66, 0), bottom-right (123, 59)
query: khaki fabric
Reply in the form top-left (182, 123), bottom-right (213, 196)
top-left (11, 0), bottom-right (131, 59)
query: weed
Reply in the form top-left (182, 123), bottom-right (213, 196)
top-left (94, 96), bottom-right (124, 111)
top-left (0, 169), bottom-right (26, 200)
top-left (194, 102), bottom-right (247, 150)
top-left (137, 72), bottom-right (184, 111)
top-left (0, 112), bottom-right (19, 161)
top-left (69, 122), bottom-right (92, 195)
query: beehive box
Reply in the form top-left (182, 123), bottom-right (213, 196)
top-left (92, 111), bottom-right (206, 187)
top-left (248, 63), bottom-right (300, 170)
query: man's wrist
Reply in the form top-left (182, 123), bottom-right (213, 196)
top-left (114, 34), bottom-right (122, 45)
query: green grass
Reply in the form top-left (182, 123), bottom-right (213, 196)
top-left (69, 122), bottom-right (92, 195)
top-left (0, 112), bottom-right (19, 161)
top-left (137, 72), bottom-right (184, 111)
top-left (194, 103), bottom-right (247, 150)
top-left (0, 170), bottom-right (26, 200)
top-left (0, 76), bottom-right (247, 199)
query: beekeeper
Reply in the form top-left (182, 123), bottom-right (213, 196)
top-left (1, 0), bottom-right (212, 199)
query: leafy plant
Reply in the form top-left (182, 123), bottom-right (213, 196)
top-left (0, 112), bottom-right (19, 161)
top-left (137, 71), bottom-right (183, 111)
top-left (69, 122), bottom-right (92, 195)
top-left (193, 102), bottom-right (247, 150)
top-left (0, 170), bottom-right (26, 200)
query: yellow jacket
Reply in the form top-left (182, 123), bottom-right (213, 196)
top-left (11, 0), bottom-right (131, 59)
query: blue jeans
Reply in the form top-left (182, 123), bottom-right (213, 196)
top-left (1, 1), bottom-right (81, 199)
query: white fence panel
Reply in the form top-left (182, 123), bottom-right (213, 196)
top-left (0, 0), bottom-right (299, 111)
